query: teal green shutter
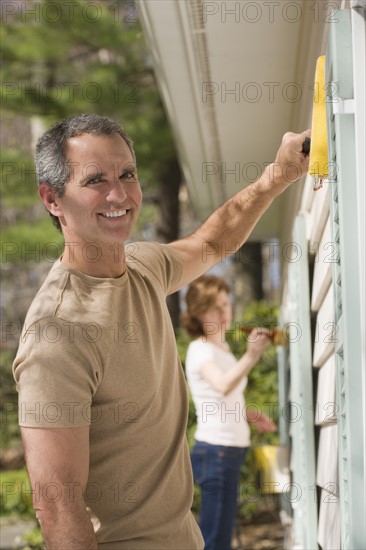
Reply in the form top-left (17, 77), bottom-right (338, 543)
top-left (326, 9), bottom-right (365, 549)
top-left (276, 341), bottom-right (292, 520)
top-left (288, 214), bottom-right (318, 549)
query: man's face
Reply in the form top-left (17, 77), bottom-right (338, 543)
top-left (54, 133), bottom-right (142, 248)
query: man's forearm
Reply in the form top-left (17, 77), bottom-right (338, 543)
top-left (37, 506), bottom-right (98, 550)
top-left (169, 131), bottom-right (310, 287)
top-left (193, 125), bottom-right (310, 266)
top-left (194, 164), bottom-right (278, 263)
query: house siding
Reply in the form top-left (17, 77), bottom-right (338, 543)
top-left (280, 7), bottom-right (365, 549)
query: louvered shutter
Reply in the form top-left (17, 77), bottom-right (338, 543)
top-left (287, 214), bottom-right (318, 549)
top-left (326, 9), bottom-right (365, 549)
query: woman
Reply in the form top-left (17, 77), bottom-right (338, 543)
top-left (183, 275), bottom-right (276, 550)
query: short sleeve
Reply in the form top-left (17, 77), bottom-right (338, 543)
top-left (13, 317), bottom-right (102, 428)
top-left (126, 242), bottom-right (183, 295)
top-left (185, 340), bottom-right (217, 373)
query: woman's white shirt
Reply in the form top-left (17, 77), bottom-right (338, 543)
top-left (186, 339), bottom-right (250, 447)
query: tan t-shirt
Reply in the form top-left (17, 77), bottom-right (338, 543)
top-left (13, 242), bottom-right (204, 550)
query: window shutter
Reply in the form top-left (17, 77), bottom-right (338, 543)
top-left (288, 214), bottom-right (318, 549)
top-left (326, 9), bottom-right (365, 549)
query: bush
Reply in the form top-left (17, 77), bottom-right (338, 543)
top-left (227, 301), bottom-right (280, 446)
top-left (0, 350), bottom-right (21, 450)
top-left (0, 469), bottom-right (34, 517)
top-left (21, 526), bottom-right (45, 550)
top-left (1, 149), bottom-right (38, 209)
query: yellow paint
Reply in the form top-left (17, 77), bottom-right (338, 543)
top-left (309, 56), bottom-right (329, 182)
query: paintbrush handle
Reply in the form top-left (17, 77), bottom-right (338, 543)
top-left (302, 137), bottom-right (311, 156)
top-left (240, 326), bottom-right (289, 347)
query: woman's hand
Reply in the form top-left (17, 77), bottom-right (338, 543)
top-left (246, 327), bottom-right (271, 362)
top-left (246, 410), bottom-right (277, 433)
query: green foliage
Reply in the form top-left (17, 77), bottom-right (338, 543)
top-left (1, 1), bottom-right (146, 115)
top-left (227, 301), bottom-right (280, 517)
top-left (133, 204), bottom-right (158, 236)
top-left (0, 469), bottom-right (34, 518)
top-left (227, 301), bottom-right (280, 446)
top-left (1, 148), bottom-right (63, 263)
top-left (0, 351), bottom-right (21, 449)
top-left (0, 0), bottom-right (177, 184)
top-left (0, 470), bottom-right (45, 548)
top-left (21, 527), bottom-right (45, 550)
top-left (176, 328), bottom-right (198, 448)
top-left (1, 149), bottom-right (38, 208)
top-left (175, 327), bottom-right (192, 368)
top-left (0, 0), bottom-right (181, 282)
top-left (1, 218), bottom-right (63, 263)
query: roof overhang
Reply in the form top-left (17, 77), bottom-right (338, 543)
top-left (139, 0), bottom-right (329, 240)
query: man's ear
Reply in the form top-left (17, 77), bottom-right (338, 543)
top-left (38, 183), bottom-right (63, 217)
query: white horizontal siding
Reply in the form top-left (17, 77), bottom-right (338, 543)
top-left (315, 354), bottom-right (337, 425)
top-left (317, 424), bottom-right (339, 492)
top-left (309, 184), bottom-right (330, 253)
top-left (313, 285), bottom-right (336, 367)
top-left (311, 218), bottom-right (333, 313)
top-left (317, 488), bottom-right (341, 550)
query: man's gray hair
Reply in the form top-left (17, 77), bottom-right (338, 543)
top-left (35, 113), bottom-right (136, 232)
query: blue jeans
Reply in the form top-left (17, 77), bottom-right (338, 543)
top-left (191, 441), bottom-right (248, 550)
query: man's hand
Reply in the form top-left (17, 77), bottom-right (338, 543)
top-left (271, 129), bottom-right (311, 190)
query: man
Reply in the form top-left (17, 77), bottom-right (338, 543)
top-left (13, 114), bottom-right (310, 549)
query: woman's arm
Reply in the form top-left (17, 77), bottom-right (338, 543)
top-left (201, 329), bottom-right (270, 395)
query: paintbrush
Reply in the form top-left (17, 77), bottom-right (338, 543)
top-left (240, 326), bottom-right (289, 347)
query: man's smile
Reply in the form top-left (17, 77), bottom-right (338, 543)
top-left (99, 209), bottom-right (128, 218)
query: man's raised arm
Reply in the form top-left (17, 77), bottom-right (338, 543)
top-left (168, 130), bottom-right (310, 291)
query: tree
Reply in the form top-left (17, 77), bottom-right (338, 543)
top-left (1, 0), bottom-right (182, 325)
